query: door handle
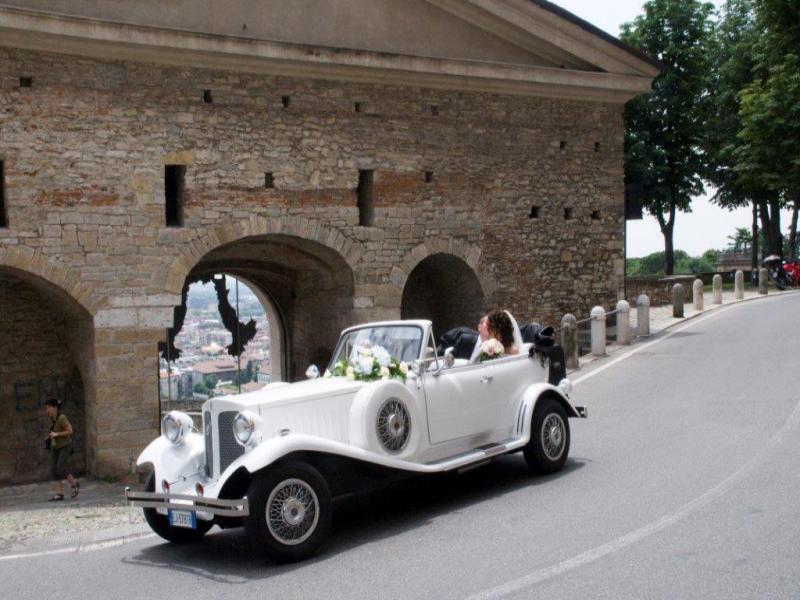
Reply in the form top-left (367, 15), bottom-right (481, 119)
top-left (480, 375), bottom-right (493, 384)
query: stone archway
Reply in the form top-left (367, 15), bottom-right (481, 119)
top-left (401, 253), bottom-right (487, 336)
top-left (0, 266), bottom-right (93, 484)
top-left (172, 234), bottom-right (355, 382)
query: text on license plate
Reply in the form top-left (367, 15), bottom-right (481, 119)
top-left (168, 509), bottom-right (197, 529)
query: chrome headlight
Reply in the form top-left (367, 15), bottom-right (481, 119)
top-left (558, 378), bottom-right (573, 398)
top-left (232, 411), bottom-right (262, 447)
top-left (161, 411), bottom-right (193, 445)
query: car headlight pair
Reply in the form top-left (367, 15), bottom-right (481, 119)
top-left (233, 411), bottom-right (263, 447)
top-left (161, 411), bottom-right (194, 445)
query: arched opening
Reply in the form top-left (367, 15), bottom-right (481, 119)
top-left (0, 267), bottom-right (93, 484)
top-left (163, 234), bottom-right (354, 393)
top-left (401, 253), bottom-right (486, 336)
top-left (158, 275), bottom-right (281, 407)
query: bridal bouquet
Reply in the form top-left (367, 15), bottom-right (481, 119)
top-left (478, 338), bottom-right (504, 362)
top-left (328, 342), bottom-right (408, 382)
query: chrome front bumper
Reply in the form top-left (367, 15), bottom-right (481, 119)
top-left (125, 488), bottom-right (250, 517)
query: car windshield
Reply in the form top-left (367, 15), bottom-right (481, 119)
top-left (329, 325), bottom-right (423, 369)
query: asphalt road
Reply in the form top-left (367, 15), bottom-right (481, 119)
top-left (3, 293), bottom-right (799, 599)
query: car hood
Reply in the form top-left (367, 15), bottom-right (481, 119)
top-left (206, 377), bottom-right (365, 411)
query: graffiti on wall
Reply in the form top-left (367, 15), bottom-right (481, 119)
top-left (8, 375), bottom-right (77, 413)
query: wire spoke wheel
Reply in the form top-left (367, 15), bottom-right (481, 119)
top-left (540, 413), bottom-right (566, 461)
top-left (377, 399), bottom-right (411, 453)
top-left (266, 478), bottom-right (319, 545)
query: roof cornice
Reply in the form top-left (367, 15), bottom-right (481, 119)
top-left (0, 5), bottom-right (655, 103)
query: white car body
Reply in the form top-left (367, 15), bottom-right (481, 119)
top-left (127, 319), bottom-right (585, 557)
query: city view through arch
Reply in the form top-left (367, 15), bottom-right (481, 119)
top-left (158, 275), bottom-right (274, 409)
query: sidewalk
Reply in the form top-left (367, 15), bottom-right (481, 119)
top-left (0, 478), bottom-right (147, 555)
top-left (0, 286), bottom-right (795, 556)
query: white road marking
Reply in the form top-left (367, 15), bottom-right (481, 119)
top-left (468, 293), bottom-right (800, 600)
top-left (0, 532), bottom-right (155, 562)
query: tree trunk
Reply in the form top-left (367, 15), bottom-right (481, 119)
top-left (758, 198), bottom-right (783, 257)
top-left (789, 196), bottom-right (799, 261)
top-left (769, 198), bottom-right (783, 258)
top-left (752, 201), bottom-right (759, 283)
top-left (656, 206), bottom-right (676, 275)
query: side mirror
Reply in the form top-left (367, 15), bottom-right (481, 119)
top-left (443, 347), bottom-right (455, 368)
top-left (305, 365), bottom-right (320, 379)
top-left (411, 360), bottom-right (424, 377)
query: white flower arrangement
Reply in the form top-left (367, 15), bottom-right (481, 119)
top-left (331, 344), bottom-right (407, 382)
top-left (478, 338), bottom-right (505, 362)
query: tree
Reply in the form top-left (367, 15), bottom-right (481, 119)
top-left (621, 0), bottom-right (715, 274)
top-left (710, 0), bottom-right (800, 258)
top-left (193, 382), bottom-right (207, 396)
top-left (704, 0), bottom-right (766, 266)
top-left (204, 375), bottom-right (217, 391)
top-left (726, 226), bottom-right (753, 252)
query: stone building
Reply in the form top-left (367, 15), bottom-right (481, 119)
top-left (0, 0), bottom-right (658, 483)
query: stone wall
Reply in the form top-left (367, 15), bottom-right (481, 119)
top-left (0, 271), bottom-right (87, 484)
top-left (0, 45), bottom-right (626, 480)
top-left (626, 276), bottom-right (697, 307)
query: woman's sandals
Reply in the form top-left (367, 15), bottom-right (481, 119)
top-left (70, 482), bottom-right (80, 499)
top-left (48, 493), bottom-right (64, 502)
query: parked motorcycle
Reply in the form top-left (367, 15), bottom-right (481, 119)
top-left (762, 255), bottom-right (799, 290)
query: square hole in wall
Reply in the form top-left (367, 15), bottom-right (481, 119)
top-left (560, 141), bottom-right (567, 151)
top-left (19, 77), bottom-right (32, 88)
top-left (591, 209), bottom-right (601, 220)
top-left (594, 142), bottom-right (601, 152)
top-left (282, 95), bottom-right (291, 109)
top-left (564, 207), bottom-right (573, 220)
top-left (529, 206), bottom-right (540, 219)
top-left (425, 171), bottom-right (434, 184)
top-left (431, 105), bottom-right (440, 116)
top-left (265, 172), bottom-right (275, 189)
top-left (354, 102), bottom-right (363, 113)
top-left (203, 90), bottom-right (213, 103)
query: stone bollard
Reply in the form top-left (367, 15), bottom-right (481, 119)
top-left (673, 284), bottom-right (685, 318)
top-left (759, 268), bottom-right (769, 295)
top-left (590, 306), bottom-right (606, 357)
top-left (693, 279), bottom-right (704, 311)
top-left (616, 300), bottom-right (631, 345)
top-left (637, 294), bottom-right (650, 337)
top-left (735, 270), bottom-right (744, 300)
top-left (561, 313), bottom-right (579, 370)
top-left (712, 274), bottom-right (723, 304)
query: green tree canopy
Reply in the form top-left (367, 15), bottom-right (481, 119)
top-left (621, 0), bottom-right (715, 274)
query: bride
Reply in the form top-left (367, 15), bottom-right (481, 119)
top-left (470, 309), bottom-right (524, 360)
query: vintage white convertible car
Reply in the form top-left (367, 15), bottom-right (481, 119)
top-left (126, 319), bottom-right (586, 562)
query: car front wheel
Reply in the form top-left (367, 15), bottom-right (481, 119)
top-left (244, 461), bottom-right (332, 563)
top-left (523, 397), bottom-right (570, 474)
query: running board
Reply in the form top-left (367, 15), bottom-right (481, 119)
top-left (426, 438), bottom-right (527, 473)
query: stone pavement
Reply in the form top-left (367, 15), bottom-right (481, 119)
top-left (0, 286), bottom-right (795, 557)
top-left (0, 478), bottom-right (147, 555)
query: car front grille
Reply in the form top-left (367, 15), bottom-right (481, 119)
top-left (218, 411), bottom-right (245, 475)
top-left (203, 411), bottom-right (213, 477)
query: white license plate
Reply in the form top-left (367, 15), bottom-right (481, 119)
top-left (168, 509), bottom-right (197, 529)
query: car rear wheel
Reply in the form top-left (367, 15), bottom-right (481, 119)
top-left (523, 397), bottom-right (570, 474)
top-left (245, 461), bottom-right (332, 563)
top-left (142, 472), bottom-right (212, 543)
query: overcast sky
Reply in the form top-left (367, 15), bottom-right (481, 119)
top-left (548, 0), bottom-right (791, 257)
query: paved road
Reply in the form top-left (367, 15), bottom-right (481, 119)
top-left (3, 293), bottom-right (799, 599)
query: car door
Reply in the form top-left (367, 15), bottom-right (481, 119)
top-left (423, 359), bottom-right (498, 445)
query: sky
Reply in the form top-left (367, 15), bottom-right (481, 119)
top-left (548, 0), bottom-right (793, 257)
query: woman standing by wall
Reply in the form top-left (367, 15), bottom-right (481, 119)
top-left (44, 398), bottom-right (80, 501)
